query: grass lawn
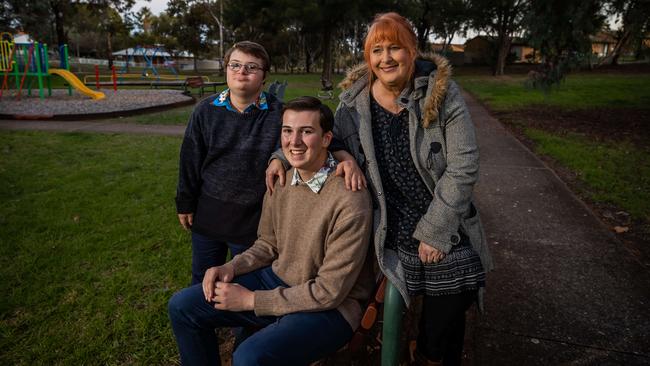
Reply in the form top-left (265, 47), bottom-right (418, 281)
top-left (0, 131), bottom-right (187, 365)
top-left (456, 71), bottom-right (650, 223)
top-left (456, 73), bottom-right (650, 111)
top-left (526, 128), bottom-right (650, 221)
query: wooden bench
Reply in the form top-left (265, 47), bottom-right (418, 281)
top-left (183, 76), bottom-right (225, 97)
top-left (150, 77), bottom-right (225, 96)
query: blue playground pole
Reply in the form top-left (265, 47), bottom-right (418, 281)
top-left (381, 281), bottom-right (405, 366)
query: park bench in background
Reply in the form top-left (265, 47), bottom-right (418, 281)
top-left (318, 78), bottom-right (334, 100)
top-left (267, 80), bottom-right (288, 101)
top-left (150, 76), bottom-right (225, 97)
top-left (183, 76), bottom-right (225, 96)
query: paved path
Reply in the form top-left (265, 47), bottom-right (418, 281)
top-left (464, 91), bottom-right (650, 365)
top-left (2, 94), bottom-right (649, 365)
top-left (0, 120), bottom-right (185, 136)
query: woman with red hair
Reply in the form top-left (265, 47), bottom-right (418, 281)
top-left (336, 12), bottom-right (495, 365)
top-left (269, 12), bottom-right (493, 365)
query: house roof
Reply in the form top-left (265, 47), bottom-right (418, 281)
top-left (464, 35), bottom-right (529, 46)
top-left (112, 47), bottom-right (194, 58)
top-left (431, 43), bottom-right (465, 52)
top-left (13, 33), bottom-right (34, 44)
top-left (589, 31), bottom-right (617, 44)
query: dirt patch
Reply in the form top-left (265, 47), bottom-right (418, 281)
top-left (494, 106), bottom-right (650, 150)
top-left (495, 106), bottom-right (650, 266)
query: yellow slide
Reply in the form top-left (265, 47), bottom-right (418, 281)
top-left (49, 68), bottom-right (105, 100)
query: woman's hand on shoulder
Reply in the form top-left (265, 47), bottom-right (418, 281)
top-left (265, 159), bottom-right (286, 195)
top-left (418, 241), bottom-right (445, 264)
top-left (333, 151), bottom-right (367, 191)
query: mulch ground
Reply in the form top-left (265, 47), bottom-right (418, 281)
top-left (0, 89), bottom-right (194, 119)
top-left (493, 106), bottom-right (650, 266)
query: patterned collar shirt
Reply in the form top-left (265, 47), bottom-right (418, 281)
top-left (290, 153), bottom-right (338, 194)
top-left (213, 88), bottom-right (269, 113)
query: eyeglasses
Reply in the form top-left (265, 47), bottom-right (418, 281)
top-left (227, 62), bottom-right (263, 74)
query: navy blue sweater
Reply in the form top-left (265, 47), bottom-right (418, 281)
top-left (176, 93), bottom-right (283, 245)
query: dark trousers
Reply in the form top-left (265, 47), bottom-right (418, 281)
top-left (168, 266), bottom-right (353, 366)
top-left (191, 232), bottom-right (249, 285)
top-left (417, 290), bottom-right (477, 366)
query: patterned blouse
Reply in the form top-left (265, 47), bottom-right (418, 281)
top-left (370, 95), bottom-right (485, 297)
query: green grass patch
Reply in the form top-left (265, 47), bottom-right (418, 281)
top-left (0, 131), bottom-right (188, 365)
top-left (456, 73), bottom-right (650, 111)
top-left (525, 128), bottom-right (650, 221)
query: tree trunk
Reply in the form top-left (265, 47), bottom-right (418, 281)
top-left (193, 55), bottom-right (199, 73)
top-left (51, 0), bottom-right (68, 46)
top-left (612, 30), bottom-right (632, 66)
top-left (304, 38), bottom-right (311, 73)
top-left (416, 24), bottom-right (430, 53)
top-left (321, 26), bottom-right (332, 83)
top-left (494, 34), bottom-right (511, 76)
top-left (106, 32), bottom-right (114, 70)
top-left (597, 29), bottom-right (631, 67)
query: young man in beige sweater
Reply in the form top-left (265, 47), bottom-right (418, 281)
top-left (169, 96), bottom-right (374, 366)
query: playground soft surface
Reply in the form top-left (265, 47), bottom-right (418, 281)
top-left (0, 89), bottom-right (193, 119)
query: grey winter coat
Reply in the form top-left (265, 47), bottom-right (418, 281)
top-left (334, 55), bottom-right (493, 307)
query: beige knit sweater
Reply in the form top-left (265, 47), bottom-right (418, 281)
top-left (229, 169), bottom-right (374, 329)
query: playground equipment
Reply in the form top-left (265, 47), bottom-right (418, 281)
top-left (49, 69), bottom-right (104, 100)
top-left (0, 33), bottom-right (104, 100)
top-left (120, 45), bottom-right (179, 78)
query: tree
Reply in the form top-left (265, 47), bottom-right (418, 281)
top-left (167, 0), bottom-right (218, 72)
top-left (602, 0), bottom-right (650, 65)
top-left (468, 0), bottom-right (530, 76)
top-left (401, 0), bottom-right (469, 54)
top-left (431, 0), bottom-right (470, 53)
top-left (401, 0), bottom-right (437, 52)
top-left (1, 0), bottom-right (58, 45)
top-left (526, 0), bottom-right (605, 90)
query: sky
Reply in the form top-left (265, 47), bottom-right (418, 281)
top-left (133, 0), bottom-right (168, 15)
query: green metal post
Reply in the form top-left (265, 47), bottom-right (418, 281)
top-left (381, 281), bottom-right (405, 366)
top-left (34, 42), bottom-right (44, 99)
top-left (63, 44), bottom-right (71, 95)
top-left (14, 45), bottom-right (22, 90)
top-left (43, 43), bottom-right (52, 96)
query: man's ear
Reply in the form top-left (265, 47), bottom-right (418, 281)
top-left (322, 131), bottom-right (333, 148)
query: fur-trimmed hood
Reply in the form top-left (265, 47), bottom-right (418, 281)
top-left (338, 54), bottom-right (451, 128)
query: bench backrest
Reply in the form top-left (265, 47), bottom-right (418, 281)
top-left (185, 76), bottom-right (204, 87)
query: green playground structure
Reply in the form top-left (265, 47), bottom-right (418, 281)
top-left (0, 32), bottom-right (103, 100)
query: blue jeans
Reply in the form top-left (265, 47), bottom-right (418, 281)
top-left (191, 232), bottom-right (249, 285)
top-left (168, 266), bottom-right (353, 366)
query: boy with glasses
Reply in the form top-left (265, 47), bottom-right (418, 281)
top-left (176, 41), bottom-right (283, 285)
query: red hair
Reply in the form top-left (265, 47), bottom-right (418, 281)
top-left (363, 13), bottom-right (418, 82)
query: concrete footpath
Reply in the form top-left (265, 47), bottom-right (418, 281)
top-left (464, 91), bottom-right (650, 365)
top-left (0, 119), bottom-right (186, 136)
top-left (1, 93), bottom-right (649, 365)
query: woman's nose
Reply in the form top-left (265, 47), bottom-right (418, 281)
top-left (383, 49), bottom-right (393, 62)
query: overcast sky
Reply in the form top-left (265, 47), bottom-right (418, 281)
top-left (133, 0), bottom-right (168, 15)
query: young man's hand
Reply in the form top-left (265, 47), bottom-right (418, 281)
top-left (177, 213), bottom-right (193, 231)
top-left (211, 282), bottom-right (255, 311)
top-left (265, 159), bottom-right (286, 195)
top-left (202, 263), bottom-right (235, 301)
